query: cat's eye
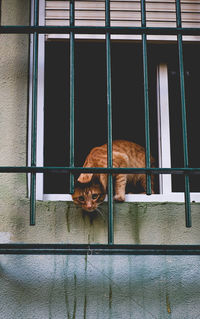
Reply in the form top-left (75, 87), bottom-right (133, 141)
top-left (92, 194), bottom-right (98, 200)
top-left (78, 196), bottom-right (85, 202)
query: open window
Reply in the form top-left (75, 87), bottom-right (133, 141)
top-left (28, 0), bottom-right (200, 202)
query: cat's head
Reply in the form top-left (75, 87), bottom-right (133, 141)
top-left (72, 178), bottom-right (106, 212)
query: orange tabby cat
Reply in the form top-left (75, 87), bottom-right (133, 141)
top-left (72, 140), bottom-right (155, 212)
top-left (72, 179), bottom-right (106, 212)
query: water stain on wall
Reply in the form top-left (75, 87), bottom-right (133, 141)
top-left (65, 206), bottom-right (70, 233)
top-left (84, 294), bottom-right (87, 319)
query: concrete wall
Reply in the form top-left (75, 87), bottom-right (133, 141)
top-left (1, 1), bottom-right (200, 318)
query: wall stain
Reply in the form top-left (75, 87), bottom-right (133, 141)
top-left (166, 294), bottom-right (171, 314)
top-left (72, 274), bottom-right (77, 319)
top-left (63, 257), bottom-right (71, 319)
top-left (49, 256), bottom-right (56, 319)
top-left (85, 254), bottom-right (88, 272)
top-left (89, 213), bottom-right (95, 226)
top-left (64, 289), bottom-right (71, 319)
top-left (65, 206), bottom-right (70, 233)
top-left (82, 210), bottom-right (86, 223)
top-left (72, 297), bottom-right (77, 319)
top-left (53, 205), bottom-right (57, 214)
top-left (89, 218), bottom-right (95, 243)
top-left (109, 284), bottom-right (112, 310)
top-left (84, 294), bottom-right (87, 319)
top-left (47, 202), bottom-right (50, 212)
top-left (132, 204), bottom-right (140, 244)
top-left (82, 210), bottom-right (95, 226)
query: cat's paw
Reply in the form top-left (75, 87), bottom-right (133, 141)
top-left (114, 194), bottom-right (125, 202)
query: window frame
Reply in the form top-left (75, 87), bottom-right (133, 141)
top-left (28, 0), bottom-right (200, 203)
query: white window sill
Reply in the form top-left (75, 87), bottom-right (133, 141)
top-left (43, 193), bottom-right (200, 203)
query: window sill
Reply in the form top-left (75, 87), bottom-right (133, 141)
top-left (43, 193), bottom-right (200, 203)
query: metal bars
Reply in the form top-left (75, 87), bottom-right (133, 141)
top-left (30, 0), bottom-right (39, 226)
top-left (69, 0), bottom-right (75, 194)
top-left (141, 0), bottom-right (151, 195)
top-left (106, 0), bottom-right (114, 245)
top-left (1, 26), bottom-right (200, 35)
top-left (176, 0), bottom-right (191, 227)
top-left (0, 0), bottom-right (199, 254)
top-left (1, 243), bottom-right (200, 256)
top-left (0, 167), bottom-right (200, 175)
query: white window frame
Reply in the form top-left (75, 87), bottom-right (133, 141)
top-left (28, 0), bottom-right (200, 203)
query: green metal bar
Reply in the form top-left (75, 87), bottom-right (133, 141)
top-left (1, 25), bottom-right (200, 35)
top-left (141, 0), bottom-right (151, 195)
top-left (30, 0), bottom-right (39, 226)
top-left (106, 0), bottom-right (114, 245)
top-left (69, 0), bottom-right (75, 194)
top-left (1, 167), bottom-right (200, 174)
top-left (1, 243), bottom-right (200, 255)
top-left (176, 0), bottom-right (191, 228)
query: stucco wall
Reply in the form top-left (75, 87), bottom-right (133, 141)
top-left (1, 1), bottom-right (200, 318)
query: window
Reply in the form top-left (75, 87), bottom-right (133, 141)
top-left (28, 0), bottom-right (200, 203)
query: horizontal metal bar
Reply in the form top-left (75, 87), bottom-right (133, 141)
top-left (1, 244), bottom-right (200, 255)
top-left (1, 25), bottom-right (200, 35)
top-left (0, 166), bottom-right (200, 174)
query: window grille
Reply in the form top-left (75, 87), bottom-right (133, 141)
top-left (45, 0), bottom-right (200, 41)
top-left (1, 0), bottom-right (200, 255)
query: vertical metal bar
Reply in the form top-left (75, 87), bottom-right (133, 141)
top-left (176, 0), bottom-right (191, 227)
top-left (30, 0), bottom-right (39, 226)
top-left (141, 0), bottom-right (151, 194)
top-left (69, 0), bottom-right (75, 194)
top-left (105, 0), bottom-right (114, 244)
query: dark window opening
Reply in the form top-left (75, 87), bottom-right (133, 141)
top-left (44, 41), bottom-right (160, 194)
top-left (168, 44), bottom-right (200, 192)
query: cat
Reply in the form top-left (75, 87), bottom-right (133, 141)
top-left (72, 140), bottom-right (155, 212)
top-left (72, 178), bottom-right (106, 213)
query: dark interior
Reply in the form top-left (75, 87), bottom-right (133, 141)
top-left (44, 41), bottom-right (200, 194)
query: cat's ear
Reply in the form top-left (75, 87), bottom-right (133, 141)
top-left (99, 174), bottom-right (107, 191)
top-left (78, 173), bottom-right (93, 183)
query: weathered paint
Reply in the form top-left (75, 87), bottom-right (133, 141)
top-left (1, 1), bottom-right (200, 318)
